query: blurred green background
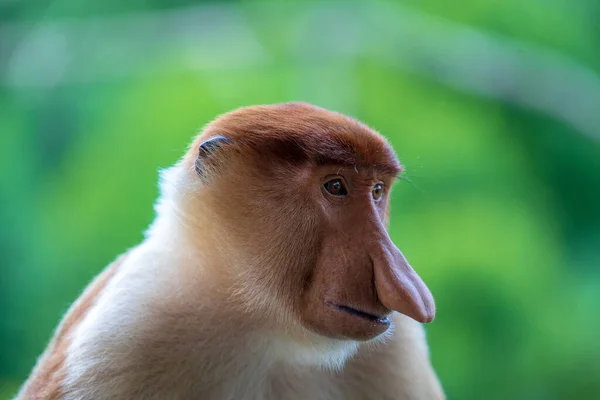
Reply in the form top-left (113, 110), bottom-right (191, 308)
top-left (1, 0), bottom-right (600, 399)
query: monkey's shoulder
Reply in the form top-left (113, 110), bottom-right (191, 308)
top-left (15, 252), bottom-right (128, 399)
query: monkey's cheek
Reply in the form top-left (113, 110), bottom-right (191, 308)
top-left (300, 305), bottom-right (391, 341)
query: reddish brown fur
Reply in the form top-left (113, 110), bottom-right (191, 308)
top-left (17, 254), bottom-right (126, 399)
top-left (184, 102), bottom-right (402, 176)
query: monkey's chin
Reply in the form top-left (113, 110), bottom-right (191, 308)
top-left (302, 302), bottom-right (392, 341)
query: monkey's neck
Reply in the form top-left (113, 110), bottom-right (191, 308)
top-left (63, 233), bottom-right (360, 399)
top-left (131, 212), bottom-right (362, 392)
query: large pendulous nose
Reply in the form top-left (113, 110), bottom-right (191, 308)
top-left (372, 236), bottom-right (435, 323)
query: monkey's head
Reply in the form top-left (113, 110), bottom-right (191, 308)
top-left (176, 102), bottom-right (434, 342)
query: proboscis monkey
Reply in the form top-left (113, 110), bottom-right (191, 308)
top-left (17, 102), bottom-right (444, 400)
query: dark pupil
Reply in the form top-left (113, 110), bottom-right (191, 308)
top-left (373, 185), bottom-right (382, 198)
top-left (325, 179), bottom-right (347, 196)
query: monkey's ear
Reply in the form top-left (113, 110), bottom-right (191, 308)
top-left (198, 136), bottom-right (232, 157)
top-left (194, 135), bottom-right (232, 180)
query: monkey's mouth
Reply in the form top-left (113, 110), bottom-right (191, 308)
top-left (327, 302), bottom-right (390, 325)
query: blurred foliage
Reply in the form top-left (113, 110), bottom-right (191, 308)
top-left (1, 1), bottom-right (600, 399)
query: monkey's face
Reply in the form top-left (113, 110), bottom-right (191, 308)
top-left (194, 154), bottom-right (434, 342)
top-left (295, 166), bottom-right (435, 341)
top-left (187, 103), bottom-right (435, 343)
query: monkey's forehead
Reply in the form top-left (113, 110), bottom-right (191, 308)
top-left (187, 102), bottom-right (402, 176)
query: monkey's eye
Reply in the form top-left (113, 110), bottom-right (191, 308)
top-left (324, 179), bottom-right (348, 196)
top-left (372, 183), bottom-right (384, 201)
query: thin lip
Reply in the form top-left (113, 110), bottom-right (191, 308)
top-left (326, 301), bottom-right (391, 325)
